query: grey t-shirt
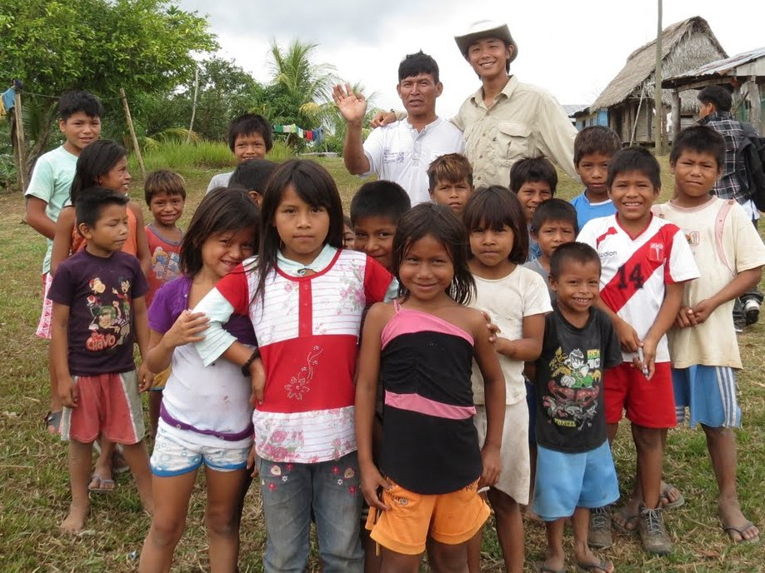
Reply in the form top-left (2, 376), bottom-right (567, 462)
top-left (206, 171), bottom-right (233, 194)
top-left (523, 258), bottom-right (554, 302)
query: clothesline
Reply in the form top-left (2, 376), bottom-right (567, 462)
top-left (273, 124), bottom-right (324, 143)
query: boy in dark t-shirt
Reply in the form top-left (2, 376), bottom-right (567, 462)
top-left (530, 242), bottom-right (621, 573)
top-left (49, 188), bottom-right (153, 533)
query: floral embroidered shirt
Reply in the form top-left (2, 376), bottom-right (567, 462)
top-left (194, 246), bottom-right (392, 463)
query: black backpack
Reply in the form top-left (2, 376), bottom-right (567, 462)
top-left (738, 122), bottom-right (765, 211)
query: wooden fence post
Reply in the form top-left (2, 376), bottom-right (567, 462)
top-left (13, 92), bottom-right (28, 191)
top-left (120, 88), bottom-right (146, 179)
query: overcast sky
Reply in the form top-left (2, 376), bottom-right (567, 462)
top-left (176, 0), bottom-right (765, 119)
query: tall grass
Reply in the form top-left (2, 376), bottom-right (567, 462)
top-left (128, 140), bottom-right (294, 174)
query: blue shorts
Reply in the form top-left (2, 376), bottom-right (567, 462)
top-left (532, 441), bottom-right (620, 521)
top-left (150, 423), bottom-right (251, 477)
top-left (672, 366), bottom-right (741, 428)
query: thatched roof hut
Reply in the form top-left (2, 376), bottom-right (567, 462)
top-left (591, 16), bottom-right (727, 144)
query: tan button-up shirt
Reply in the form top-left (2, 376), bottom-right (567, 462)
top-left (452, 76), bottom-right (578, 187)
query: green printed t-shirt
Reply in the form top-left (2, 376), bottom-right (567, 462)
top-left (25, 146), bottom-right (78, 274)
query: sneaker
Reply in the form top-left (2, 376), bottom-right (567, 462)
top-left (744, 300), bottom-right (760, 326)
top-left (639, 505), bottom-right (672, 555)
top-left (588, 505), bottom-right (612, 548)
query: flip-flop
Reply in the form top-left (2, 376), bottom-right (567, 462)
top-left (660, 482), bottom-right (685, 510)
top-left (723, 521), bottom-right (760, 544)
top-left (612, 505), bottom-right (640, 535)
top-left (44, 410), bottom-right (62, 435)
top-left (577, 558), bottom-right (613, 573)
top-left (534, 561), bottom-right (566, 573)
top-left (88, 474), bottom-right (116, 494)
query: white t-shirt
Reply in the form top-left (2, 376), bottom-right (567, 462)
top-left (655, 198), bottom-right (765, 369)
top-left (25, 145), bottom-right (78, 274)
top-left (362, 117), bottom-right (464, 206)
top-left (577, 214), bottom-right (700, 363)
top-left (469, 266), bottom-right (552, 404)
top-left (206, 171), bottom-right (233, 193)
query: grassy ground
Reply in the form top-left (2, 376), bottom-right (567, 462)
top-left (1, 155), bottom-right (763, 572)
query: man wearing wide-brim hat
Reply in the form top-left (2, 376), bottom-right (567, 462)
top-left (451, 20), bottom-right (578, 187)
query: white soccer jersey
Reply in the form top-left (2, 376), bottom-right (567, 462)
top-left (578, 215), bottom-right (699, 363)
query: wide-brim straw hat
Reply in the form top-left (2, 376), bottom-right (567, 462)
top-left (454, 20), bottom-right (518, 63)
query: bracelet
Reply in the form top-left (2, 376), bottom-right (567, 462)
top-left (241, 348), bottom-right (260, 377)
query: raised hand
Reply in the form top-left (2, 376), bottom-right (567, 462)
top-left (333, 83), bottom-right (368, 125)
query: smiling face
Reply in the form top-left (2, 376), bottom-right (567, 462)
top-left (398, 234), bottom-right (454, 303)
top-left (233, 133), bottom-right (267, 163)
top-left (467, 37), bottom-right (512, 80)
top-left (59, 111), bottom-right (101, 155)
top-left (671, 149), bottom-right (720, 207)
top-left (551, 259), bottom-right (601, 321)
top-left (516, 181), bottom-right (553, 223)
top-left (430, 178), bottom-right (473, 216)
top-left (200, 227), bottom-right (256, 280)
top-left (353, 215), bottom-right (397, 271)
top-left (396, 73), bottom-right (442, 121)
top-left (274, 184), bottom-right (330, 266)
top-left (97, 157), bottom-right (131, 195)
top-left (608, 170), bottom-right (659, 232)
top-left (149, 191), bottom-right (185, 229)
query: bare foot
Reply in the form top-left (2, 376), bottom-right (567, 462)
top-left (613, 499), bottom-right (641, 533)
top-left (536, 547), bottom-right (565, 572)
top-left (720, 498), bottom-right (760, 543)
top-left (60, 502), bottom-right (90, 533)
top-left (659, 481), bottom-right (684, 508)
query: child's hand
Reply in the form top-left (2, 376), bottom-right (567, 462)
top-left (614, 318), bottom-right (640, 353)
top-left (494, 337), bottom-right (515, 358)
top-left (58, 375), bottom-right (78, 408)
top-left (636, 338), bottom-right (658, 380)
top-left (137, 363), bottom-right (154, 393)
top-left (691, 299), bottom-right (716, 325)
top-left (360, 465), bottom-right (390, 511)
top-left (249, 358), bottom-right (266, 407)
top-left (481, 311), bottom-right (500, 343)
top-left (478, 443), bottom-right (501, 489)
top-left (675, 306), bottom-right (697, 328)
top-left (164, 310), bottom-right (209, 348)
top-left (246, 446), bottom-right (260, 478)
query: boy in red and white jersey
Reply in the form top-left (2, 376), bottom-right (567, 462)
top-left (577, 147), bottom-right (699, 555)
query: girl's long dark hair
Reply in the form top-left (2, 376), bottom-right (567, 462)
top-left (70, 140), bottom-right (127, 205)
top-left (179, 187), bottom-right (259, 276)
top-left (255, 159), bottom-right (344, 301)
top-left (392, 203), bottom-right (475, 305)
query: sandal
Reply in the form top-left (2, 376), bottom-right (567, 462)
top-left (577, 558), bottom-right (614, 573)
top-left (612, 505), bottom-right (640, 534)
top-left (660, 482), bottom-right (685, 510)
top-left (88, 473), bottom-right (116, 493)
top-left (723, 520), bottom-right (760, 544)
top-left (44, 410), bottom-right (62, 435)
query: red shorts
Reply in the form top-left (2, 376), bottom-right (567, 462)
top-left (604, 362), bottom-right (676, 428)
top-left (60, 371), bottom-right (145, 444)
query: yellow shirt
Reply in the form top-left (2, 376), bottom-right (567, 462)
top-left (452, 76), bottom-right (579, 187)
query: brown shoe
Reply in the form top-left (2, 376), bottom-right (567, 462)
top-left (639, 504), bottom-right (672, 555)
top-left (588, 506), bottom-right (612, 548)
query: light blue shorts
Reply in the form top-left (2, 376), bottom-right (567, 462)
top-left (150, 424), bottom-right (251, 477)
top-left (532, 441), bottom-right (620, 521)
top-left (673, 365), bottom-right (741, 428)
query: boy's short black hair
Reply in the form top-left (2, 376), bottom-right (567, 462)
top-left (550, 242), bottom-right (601, 279)
top-left (669, 125), bottom-right (725, 170)
top-left (58, 90), bottom-right (103, 121)
top-left (230, 159), bottom-right (278, 194)
top-left (606, 147), bottom-right (661, 190)
top-left (531, 198), bottom-right (578, 234)
top-left (698, 85), bottom-right (732, 113)
top-left (227, 113), bottom-right (273, 152)
top-left (76, 187), bottom-right (129, 233)
top-left (509, 157), bottom-right (558, 194)
top-left (144, 169), bottom-right (186, 204)
top-left (399, 51), bottom-right (440, 83)
top-left (574, 126), bottom-right (622, 166)
top-left (350, 181), bottom-right (411, 226)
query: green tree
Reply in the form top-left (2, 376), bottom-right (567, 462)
top-left (264, 40), bottom-right (339, 142)
top-left (0, 0), bottom-right (217, 178)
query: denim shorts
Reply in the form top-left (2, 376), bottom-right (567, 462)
top-left (150, 423), bottom-right (251, 477)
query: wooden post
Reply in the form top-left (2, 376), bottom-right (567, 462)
top-left (671, 89), bottom-right (681, 142)
top-left (654, 0), bottom-right (664, 154)
top-left (749, 76), bottom-right (762, 134)
top-left (13, 92), bottom-right (28, 191)
top-left (120, 88), bottom-right (146, 179)
top-left (187, 66), bottom-right (199, 143)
